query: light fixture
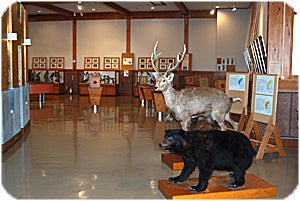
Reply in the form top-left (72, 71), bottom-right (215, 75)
top-left (232, 6), bottom-right (237, 12)
top-left (23, 38), bottom-right (31, 45)
top-left (75, 1), bottom-right (84, 16)
top-left (210, 3), bottom-right (215, 15)
top-left (150, 6), bottom-right (155, 10)
top-left (215, 5), bottom-right (220, 9)
top-left (7, 33), bottom-right (17, 41)
top-left (77, 2), bottom-right (84, 11)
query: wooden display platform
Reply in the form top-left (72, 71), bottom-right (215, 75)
top-left (158, 173), bottom-right (276, 199)
top-left (161, 153), bottom-right (184, 170)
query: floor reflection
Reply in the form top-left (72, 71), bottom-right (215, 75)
top-left (2, 95), bottom-right (298, 199)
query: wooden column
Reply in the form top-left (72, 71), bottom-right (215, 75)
top-left (267, 2), bottom-right (294, 79)
top-left (184, 15), bottom-right (189, 52)
top-left (126, 16), bottom-right (131, 53)
top-left (72, 20), bottom-right (77, 70)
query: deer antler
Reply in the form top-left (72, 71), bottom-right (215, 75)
top-left (166, 44), bottom-right (186, 73)
top-left (151, 41), bottom-right (162, 73)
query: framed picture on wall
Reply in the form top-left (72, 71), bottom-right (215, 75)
top-left (158, 57), bottom-right (175, 71)
top-left (32, 57), bottom-right (47, 69)
top-left (138, 57), bottom-right (151, 71)
top-left (84, 57), bottom-right (100, 70)
top-left (50, 57), bottom-right (64, 69)
top-left (104, 57), bottom-right (120, 70)
top-left (180, 53), bottom-right (192, 71)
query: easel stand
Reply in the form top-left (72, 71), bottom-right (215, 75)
top-left (244, 112), bottom-right (286, 159)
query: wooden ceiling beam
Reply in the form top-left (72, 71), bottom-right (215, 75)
top-left (102, 2), bottom-right (131, 16)
top-left (174, 2), bottom-right (189, 15)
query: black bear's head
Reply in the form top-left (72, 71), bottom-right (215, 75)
top-left (159, 129), bottom-right (189, 153)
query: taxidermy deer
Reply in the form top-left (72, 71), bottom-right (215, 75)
top-left (151, 41), bottom-right (240, 131)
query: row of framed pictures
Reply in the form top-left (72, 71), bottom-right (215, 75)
top-left (84, 57), bottom-right (120, 70)
top-left (32, 57), bottom-right (65, 69)
top-left (138, 57), bottom-right (175, 71)
top-left (138, 54), bottom-right (192, 71)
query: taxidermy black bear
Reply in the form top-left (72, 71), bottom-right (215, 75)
top-left (159, 129), bottom-right (256, 192)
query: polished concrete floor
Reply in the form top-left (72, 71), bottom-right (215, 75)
top-left (2, 95), bottom-right (299, 199)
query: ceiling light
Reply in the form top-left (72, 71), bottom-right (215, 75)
top-left (210, 9), bottom-right (215, 15)
top-left (37, 10), bottom-right (41, 13)
top-left (150, 6), bottom-right (155, 10)
top-left (92, 8), bottom-right (96, 11)
top-left (215, 5), bottom-right (220, 9)
top-left (232, 6), bottom-right (237, 12)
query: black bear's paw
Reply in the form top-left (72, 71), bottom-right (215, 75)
top-left (189, 186), bottom-right (206, 192)
top-left (168, 177), bottom-right (184, 184)
top-left (227, 183), bottom-right (244, 190)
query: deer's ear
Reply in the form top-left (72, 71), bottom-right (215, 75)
top-left (167, 73), bottom-right (174, 82)
top-left (152, 72), bottom-right (159, 79)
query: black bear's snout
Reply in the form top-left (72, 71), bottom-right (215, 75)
top-left (159, 142), bottom-right (169, 149)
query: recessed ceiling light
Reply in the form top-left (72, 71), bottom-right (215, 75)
top-left (215, 5), bottom-right (220, 9)
top-left (92, 8), bottom-right (96, 11)
top-left (37, 10), bottom-right (42, 13)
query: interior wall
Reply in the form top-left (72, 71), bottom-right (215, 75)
top-left (28, 21), bottom-right (73, 69)
top-left (77, 20), bottom-right (126, 69)
top-left (216, 9), bottom-right (251, 72)
top-left (189, 18), bottom-right (217, 71)
top-left (28, 12), bottom-right (250, 71)
top-left (131, 18), bottom-right (184, 68)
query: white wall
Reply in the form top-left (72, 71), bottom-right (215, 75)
top-left (28, 21), bottom-right (73, 69)
top-left (131, 19), bottom-right (184, 68)
top-left (77, 20), bottom-right (126, 69)
top-left (189, 18), bottom-right (217, 71)
top-left (217, 9), bottom-right (251, 72)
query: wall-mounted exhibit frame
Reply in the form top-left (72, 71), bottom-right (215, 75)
top-left (84, 57), bottom-right (100, 70)
top-left (104, 57), bottom-right (120, 70)
top-left (121, 53), bottom-right (134, 70)
top-left (180, 53), bottom-right (192, 71)
top-left (158, 57), bottom-right (175, 71)
top-left (50, 57), bottom-right (64, 69)
top-left (244, 73), bottom-right (285, 159)
top-left (217, 57), bottom-right (236, 72)
top-left (32, 57), bottom-right (47, 69)
top-left (138, 57), bottom-right (153, 70)
top-left (214, 80), bottom-right (226, 91)
top-left (197, 77), bottom-right (208, 87)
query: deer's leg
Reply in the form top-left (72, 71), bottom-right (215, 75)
top-left (180, 116), bottom-right (192, 132)
top-left (211, 111), bottom-right (227, 131)
top-left (225, 112), bottom-right (239, 130)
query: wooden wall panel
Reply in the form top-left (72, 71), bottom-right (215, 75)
top-left (2, 11), bottom-right (8, 91)
top-left (283, 4), bottom-right (294, 79)
top-left (11, 3), bottom-right (23, 87)
top-left (267, 2), bottom-right (294, 79)
top-left (267, 2), bottom-right (284, 75)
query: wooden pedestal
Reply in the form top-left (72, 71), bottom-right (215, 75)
top-left (158, 173), bottom-right (276, 199)
top-left (88, 87), bottom-right (103, 105)
top-left (161, 153), bottom-right (184, 170)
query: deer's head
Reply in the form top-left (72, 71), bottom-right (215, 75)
top-left (151, 42), bottom-right (186, 92)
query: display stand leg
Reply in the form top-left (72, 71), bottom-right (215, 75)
top-left (237, 107), bottom-right (247, 132)
top-left (244, 113), bottom-right (286, 160)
